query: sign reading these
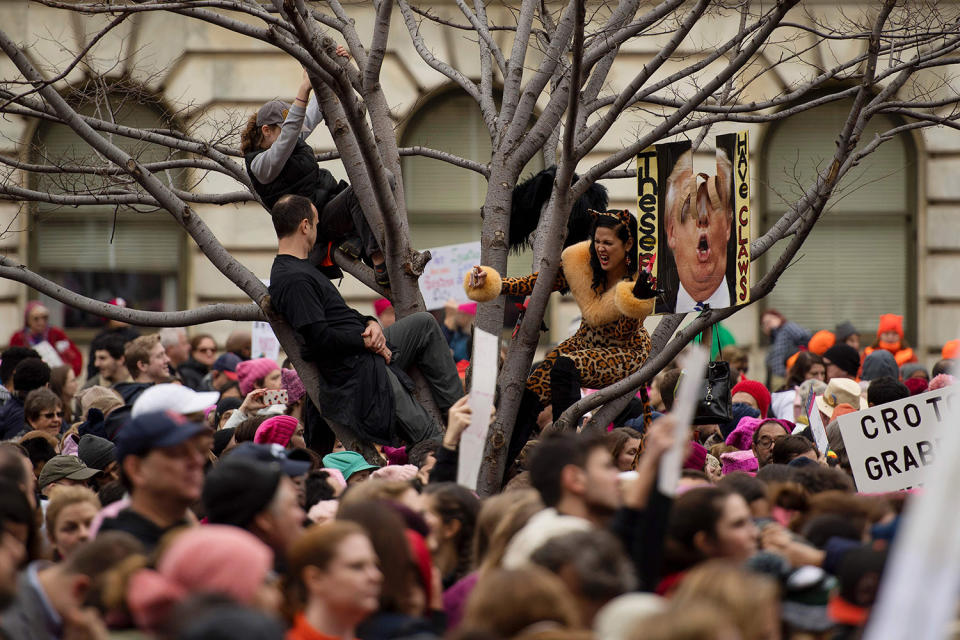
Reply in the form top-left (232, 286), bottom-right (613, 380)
top-left (836, 386), bottom-right (959, 492)
top-left (418, 241), bottom-right (482, 311)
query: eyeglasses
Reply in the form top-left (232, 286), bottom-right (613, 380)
top-left (756, 435), bottom-right (784, 449)
top-left (41, 411), bottom-right (63, 419)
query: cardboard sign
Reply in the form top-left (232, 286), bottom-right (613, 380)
top-left (836, 386), bottom-right (960, 492)
top-left (863, 380), bottom-right (960, 640)
top-left (418, 241), bottom-right (482, 311)
top-left (658, 344), bottom-right (709, 497)
top-left (640, 133), bottom-right (751, 315)
top-left (457, 327), bottom-right (498, 490)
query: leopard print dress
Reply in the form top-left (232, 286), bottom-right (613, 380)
top-left (498, 242), bottom-right (653, 407)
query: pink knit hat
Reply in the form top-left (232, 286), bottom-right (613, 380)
top-left (235, 358), bottom-right (279, 395)
top-left (373, 298), bottom-right (393, 318)
top-left (929, 374), bottom-right (955, 391)
top-left (721, 450), bottom-right (759, 475)
top-left (683, 441), bottom-right (708, 471)
top-left (457, 302), bottom-right (477, 315)
top-left (371, 464), bottom-right (419, 482)
top-left (320, 467), bottom-right (347, 491)
top-left (126, 526), bottom-right (273, 631)
top-left (281, 368), bottom-right (305, 405)
top-left (725, 416), bottom-right (790, 451)
top-left (253, 415), bottom-right (299, 447)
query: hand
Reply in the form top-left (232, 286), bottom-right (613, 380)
top-left (641, 415), bottom-right (677, 462)
top-left (377, 344), bottom-right (392, 365)
top-left (240, 388), bottom-right (268, 415)
top-left (443, 396), bottom-right (472, 449)
top-left (62, 607), bottom-right (109, 640)
top-left (298, 68), bottom-right (312, 96)
top-left (761, 523), bottom-right (826, 568)
top-left (335, 44), bottom-right (350, 60)
top-left (632, 269), bottom-right (658, 299)
top-left (468, 265), bottom-right (486, 289)
top-left (362, 321), bottom-right (386, 353)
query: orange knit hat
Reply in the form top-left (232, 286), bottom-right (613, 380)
top-left (808, 330), bottom-right (836, 356)
top-left (877, 314), bottom-right (904, 339)
top-left (943, 339), bottom-right (960, 360)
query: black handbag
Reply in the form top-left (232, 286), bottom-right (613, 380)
top-left (692, 325), bottom-right (733, 426)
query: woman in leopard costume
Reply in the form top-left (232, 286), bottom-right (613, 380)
top-left (465, 209), bottom-right (658, 462)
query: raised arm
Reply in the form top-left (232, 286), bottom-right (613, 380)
top-left (463, 265), bottom-right (568, 302)
top-left (248, 70), bottom-right (312, 184)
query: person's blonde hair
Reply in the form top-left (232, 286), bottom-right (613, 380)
top-left (628, 602), bottom-right (738, 640)
top-left (45, 485), bottom-right (101, 541)
top-left (77, 386), bottom-right (124, 420)
top-left (670, 560), bottom-right (780, 640)
top-left (478, 490), bottom-right (543, 574)
top-left (125, 334), bottom-right (161, 378)
top-left (460, 566), bottom-right (581, 637)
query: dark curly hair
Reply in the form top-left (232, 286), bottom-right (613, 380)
top-left (587, 212), bottom-right (638, 294)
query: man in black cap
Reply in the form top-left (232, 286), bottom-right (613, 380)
top-left (822, 344), bottom-right (861, 382)
top-left (210, 353), bottom-right (242, 398)
top-left (77, 434), bottom-right (119, 487)
top-left (97, 411), bottom-right (209, 551)
top-left (203, 443), bottom-right (307, 570)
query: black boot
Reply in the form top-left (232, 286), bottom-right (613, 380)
top-left (550, 356), bottom-right (581, 423)
top-left (506, 389), bottom-right (542, 473)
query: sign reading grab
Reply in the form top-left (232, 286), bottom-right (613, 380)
top-left (837, 386), bottom-right (959, 493)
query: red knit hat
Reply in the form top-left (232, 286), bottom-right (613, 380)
top-left (877, 314), bottom-right (903, 339)
top-left (731, 380), bottom-right (771, 418)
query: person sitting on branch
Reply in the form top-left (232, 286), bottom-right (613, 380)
top-left (242, 56), bottom-right (390, 287)
top-left (465, 209), bottom-right (658, 464)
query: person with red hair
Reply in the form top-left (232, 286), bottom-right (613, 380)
top-left (863, 314), bottom-right (916, 366)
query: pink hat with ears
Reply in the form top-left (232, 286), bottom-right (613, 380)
top-left (721, 450), bottom-right (759, 475)
top-left (235, 358), bottom-right (280, 396)
top-left (253, 415), bottom-right (299, 447)
top-left (373, 298), bottom-right (393, 318)
top-left (725, 416), bottom-right (789, 451)
top-left (457, 302), bottom-right (477, 315)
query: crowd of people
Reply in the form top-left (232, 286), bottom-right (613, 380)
top-left (0, 56), bottom-right (957, 640)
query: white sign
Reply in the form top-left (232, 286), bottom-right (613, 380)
top-left (457, 327), bottom-right (498, 490)
top-left (863, 379), bottom-right (960, 640)
top-left (807, 397), bottom-right (828, 458)
top-left (836, 386), bottom-right (960, 493)
top-left (418, 241), bottom-right (482, 311)
top-left (251, 321), bottom-right (281, 362)
top-left (658, 345), bottom-right (708, 497)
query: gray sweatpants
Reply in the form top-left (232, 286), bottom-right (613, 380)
top-left (383, 312), bottom-right (464, 443)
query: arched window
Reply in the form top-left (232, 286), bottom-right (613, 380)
top-left (760, 100), bottom-right (916, 340)
top-left (400, 90), bottom-right (543, 276)
top-left (29, 97), bottom-right (188, 330)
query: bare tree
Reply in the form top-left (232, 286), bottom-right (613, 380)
top-left (1, 0), bottom-right (959, 491)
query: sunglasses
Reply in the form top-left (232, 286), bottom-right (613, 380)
top-left (196, 347), bottom-right (216, 353)
top-left (41, 411), bottom-right (63, 419)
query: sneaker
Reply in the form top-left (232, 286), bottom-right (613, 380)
top-left (374, 262), bottom-right (390, 288)
top-left (338, 237), bottom-right (363, 259)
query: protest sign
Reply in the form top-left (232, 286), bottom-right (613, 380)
top-left (658, 344), bottom-right (708, 497)
top-left (457, 327), bottom-right (498, 490)
top-left (645, 133), bottom-right (750, 315)
top-left (418, 241), bottom-right (482, 310)
top-left (863, 381), bottom-right (960, 640)
top-left (807, 397), bottom-right (828, 458)
top-left (251, 321), bottom-right (281, 362)
top-left (836, 386), bottom-right (959, 492)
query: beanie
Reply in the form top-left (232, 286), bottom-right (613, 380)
top-left (77, 434), bottom-right (116, 471)
top-left (254, 415), bottom-right (299, 447)
top-left (942, 339), bottom-right (960, 360)
top-left (721, 403), bottom-right (761, 439)
top-left (823, 344), bottom-right (861, 378)
top-left (904, 377), bottom-right (928, 396)
top-left (731, 380), bottom-right (771, 418)
top-left (235, 358), bottom-right (280, 396)
top-left (372, 464), bottom-right (419, 482)
top-left (202, 457), bottom-right (281, 528)
top-left (807, 330), bottom-right (836, 356)
top-left (929, 374), bottom-right (955, 391)
top-left (876, 314), bottom-right (904, 339)
top-left (683, 441), bottom-right (708, 471)
top-left (860, 350), bottom-right (898, 382)
top-left (373, 298), bottom-right (393, 318)
top-left (835, 321), bottom-right (858, 344)
top-left (721, 450), bottom-right (759, 475)
top-left (280, 368), bottom-right (305, 405)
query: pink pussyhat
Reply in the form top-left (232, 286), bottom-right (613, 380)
top-left (721, 450), bottom-right (759, 476)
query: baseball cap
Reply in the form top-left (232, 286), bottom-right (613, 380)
top-left (132, 383), bottom-right (220, 418)
top-left (256, 100), bottom-right (290, 127)
top-left (212, 353), bottom-right (241, 381)
top-left (228, 442), bottom-right (310, 477)
top-left (38, 455), bottom-right (100, 489)
top-left (116, 411), bottom-right (210, 462)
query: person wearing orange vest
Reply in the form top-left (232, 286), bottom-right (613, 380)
top-left (863, 314), bottom-right (916, 367)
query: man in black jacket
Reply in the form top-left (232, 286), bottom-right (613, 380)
top-left (267, 194), bottom-right (463, 446)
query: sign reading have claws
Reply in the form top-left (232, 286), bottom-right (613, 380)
top-left (636, 133), bottom-right (751, 315)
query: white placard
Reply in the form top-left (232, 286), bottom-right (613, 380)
top-left (418, 241), bottom-right (482, 311)
top-left (658, 345), bottom-right (709, 497)
top-left (807, 396), bottom-right (829, 458)
top-left (251, 321), bottom-right (281, 362)
top-left (457, 327), bottom-right (498, 490)
top-left (835, 386), bottom-right (959, 493)
top-left (863, 377), bottom-right (960, 640)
